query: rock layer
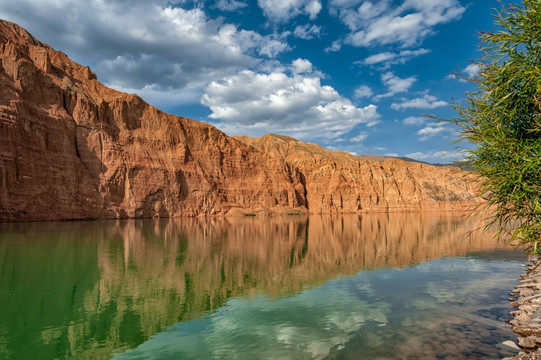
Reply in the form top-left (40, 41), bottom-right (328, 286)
top-left (0, 19), bottom-right (479, 222)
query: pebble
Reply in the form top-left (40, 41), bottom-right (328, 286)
top-left (518, 313), bottom-right (534, 322)
top-left (532, 308), bottom-right (541, 318)
top-left (519, 336), bottom-right (538, 349)
top-left (520, 305), bottom-right (535, 313)
top-left (502, 340), bottom-right (521, 350)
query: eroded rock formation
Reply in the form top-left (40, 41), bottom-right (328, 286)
top-left (0, 19), bottom-right (479, 221)
top-left (236, 134), bottom-right (478, 214)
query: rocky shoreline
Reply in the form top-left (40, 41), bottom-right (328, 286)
top-left (504, 256), bottom-right (541, 360)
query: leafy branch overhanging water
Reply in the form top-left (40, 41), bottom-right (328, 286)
top-left (452, 0), bottom-right (541, 252)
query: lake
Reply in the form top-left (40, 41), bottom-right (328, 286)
top-left (0, 213), bottom-right (524, 359)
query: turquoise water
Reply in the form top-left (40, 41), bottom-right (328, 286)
top-left (0, 213), bottom-right (524, 359)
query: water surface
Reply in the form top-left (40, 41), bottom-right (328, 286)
top-left (0, 213), bottom-right (524, 359)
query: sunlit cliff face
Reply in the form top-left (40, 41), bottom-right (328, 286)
top-left (0, 20), bottom-right (479, 222)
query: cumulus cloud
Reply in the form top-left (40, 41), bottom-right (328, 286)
top-left (403, 116), bottom-right (426, 126)
top-left (0, 0), bottom-right (290, 105)
top-left (108, 83), bottom-right (201, 108)
top-left (329, 0), bottom-right (465, 49)
top-left (354, 85), bottom-right (373, 99)
top-left (447, 63), bottom-right (482, 83)
top-left (201, 60), bottom-right (380, 140)
top-left (256, 33), bottom-right (291, 57)
top-left (391, 94), bottom-right (448, 110)
top-left (293, 24), bottom-right (322, 39)
top-left (257, 0), bottom-right (322, 22)
top-left (363, 48), bottom-right (430, 67)
top-left (374, 72), bottom-right (416, 100)
top-left (350, 132), bottom-right (368, 142)
top-left (214, 0), bottom-right (248, 11)
top-left (416, 123), bottom-right (455, 140)
top-left (325, 40), bottom-right (343, 53)
top-left (291, 58), bottom-right (313, 74)
top-left (405, 150), bottom-right (463, 163)
top-left (363, 52), bottom-right (395, 65)
top-left (446, 73), bottom-right (460, 81)
top-left (464, 63), bottom-right (481, 77)
top-left (305, 0), bottom-right (323, 19)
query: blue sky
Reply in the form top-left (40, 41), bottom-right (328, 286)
top-left (0, 0), bottom-right (510, 163)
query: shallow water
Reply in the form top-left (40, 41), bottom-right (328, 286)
top-left (0, 213), bottom-right (524, 359)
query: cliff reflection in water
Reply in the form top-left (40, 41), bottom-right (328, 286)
top-left (0, 213), bottom-right (508, 359)
top-left (100, 212), bottom-right (504, 308)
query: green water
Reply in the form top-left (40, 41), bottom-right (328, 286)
top-left (0, 213), bottom-right (524, 359)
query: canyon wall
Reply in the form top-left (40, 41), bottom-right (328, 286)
top-left (0, 20), bottom-right (479, 222)
top-left (236, 134), bottom-right (478, 214)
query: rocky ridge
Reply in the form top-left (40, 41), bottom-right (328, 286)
top-left (236, 134), bottom-right (478, 214)
top-left (0, 19), bottom-right (479, 222)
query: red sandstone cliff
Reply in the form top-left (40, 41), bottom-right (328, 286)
top-left (236, 134), bottom-right (479, 214)
top-left (0, 20), bottom-right (479, 222)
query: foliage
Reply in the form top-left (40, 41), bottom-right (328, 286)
top-left (453, 0), bottom-right (541, 253)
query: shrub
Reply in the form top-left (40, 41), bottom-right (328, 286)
top-left (453, 0), bottom-right (541, 252)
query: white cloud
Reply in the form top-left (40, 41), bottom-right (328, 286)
top-left (464, 63), bottom-right (480, 77)
top-left (293, 24), bottom-right (322, 39)
top-left (405, 150), bottom-right (464, 163)
top-left (354, 85), bottom-right (373, 99)
top-left (416, 123), bottom-right (455, 140)
top-left (201, 61), bottom-right (380, 140)
top-left (403, 116), bottom-right (426, 126)
top-left (417, 125), bottom-right (446, 138)
top-left (363, 52), bottom-right (395, 65)
top-left (328, 0), bottom-right (363, 15)
top-left (108, 83), bottom-right (201, 108)
top-left (391, 94), bottom-right (448, 110)
top-left (336, 0), bottom-right (390, 30)
top-left (256, 34), bottom-right (291, 57)
top-left (330, 0), bottom-right (465, 49)
top-left (305, 0), bottom-right (323, 19)
top-left (447, 63), bottom-right (481, 83)
top-left (350, 132), bottom-right (368, 142)
top-left (363, 48), bottom-right (430, 67)
top-left (291, 58), bottom-right (313, 74)
top-left (257, 0), bottom-right (322, 22)
top-left (375, 72), bottom-right (416, 100)
top-left (325, 40), bottom-right (343, 53)
top-left (351, 13), bottom-right (425, 48)
top-left (214, 0), bottom-right (248, 11)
